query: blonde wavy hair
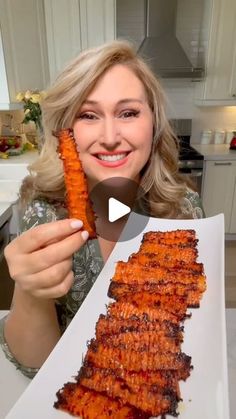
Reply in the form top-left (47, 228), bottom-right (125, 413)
top-left (20, 40), bottom-right (189, 218)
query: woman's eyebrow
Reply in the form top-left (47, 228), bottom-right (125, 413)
top-left (83, 98), bottom-right (144, 105)
top-left (117, 98), bottom-right (144, 105)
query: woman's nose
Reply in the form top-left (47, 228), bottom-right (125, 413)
top-left (100, 118), bottom-right (120, 148)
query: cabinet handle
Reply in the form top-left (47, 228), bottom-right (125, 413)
top-left (214, 162), bottom-right (232, 166)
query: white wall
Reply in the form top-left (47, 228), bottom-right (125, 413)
top-left (162, 80), bottom-right (236, 142)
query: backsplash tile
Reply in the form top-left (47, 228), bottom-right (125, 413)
top-left (162, 80), bottom-right (236, 142)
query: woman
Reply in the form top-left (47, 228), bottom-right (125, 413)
top-left (0, 40), bottom-right (204, 378)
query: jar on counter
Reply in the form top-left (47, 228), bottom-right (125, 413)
top-left (201, 130), bottom-right (212, 144)
top-left (226, 130), bottom-right (236, 144)
top-left (214, 130), bottom-right (225, 144)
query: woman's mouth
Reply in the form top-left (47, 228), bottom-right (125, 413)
top-left (97, 152), bottom-right (128, 161)
top-left (92, 151), bottom-right (131, 167)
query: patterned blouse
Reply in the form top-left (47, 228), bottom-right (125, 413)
top-left (0, 190), bottom-right (204, 378)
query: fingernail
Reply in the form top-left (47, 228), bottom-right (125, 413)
top-left (81, 230), bottom-right (89, 241)
top-left (70, 219), bottom-right (83, 229)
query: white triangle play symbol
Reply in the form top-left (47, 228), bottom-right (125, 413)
top-left (108, 197), bottom-right (131, 222)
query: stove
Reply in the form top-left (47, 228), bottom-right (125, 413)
top-left (170, 119), bottom-right (204, 195)
top-left (178, 135), bottom-right (204, 170)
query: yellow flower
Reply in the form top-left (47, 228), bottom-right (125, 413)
top-left (31, 93), bottom-right (41, 103)
top-left (40, 91), bottom-right (47, 100)
top-left (16, 92), bottom-right (24, 102)
top-left (24, 109), bottom-right (30, 115)
top-left (24, 90), bottom-right (32, 100)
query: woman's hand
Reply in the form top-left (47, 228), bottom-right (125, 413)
top-left (4, 219), bottom-right (88, 299)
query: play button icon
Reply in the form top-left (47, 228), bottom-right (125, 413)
top-left (108, 198), bottom-right (131, 222)
top-left (86, 177), bottom-right (150, 242)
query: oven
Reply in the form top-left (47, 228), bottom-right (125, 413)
top-left (0, 219), bottom-right (10, 262)
top-left (178, 160), bottom-right (203, 196)
top-left (170, 119), bottom-right (204, 197)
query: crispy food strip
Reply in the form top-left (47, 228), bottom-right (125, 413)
top-left (108, 281), bottom-right (203, 307)
top-left (112, 261), bottom-right (206, 291)
top-left (138, 242), bottom-right (198, 265)
top-left (118, 292), bottom-right (188, 318)
top-left (55, 383), bottom-right (149, 419)
top-left (78, 367), bottom-right (178, 416)
top-left (107, 301), bottom-right (181, 324)
top-left (86, 341), bottom-right (192, 372)
top-left (78, 364), bottom-right (181, 395)
top-left (129, 252), bottom-right (204, 273)
top-left (55, 128), bottom-right (96, 238)
top-left (142, 229), bottom-right (198, 246)
top-left (99, 330), bottom-right (181, 353)
top-left (95, 315), bottom-right (184, 340)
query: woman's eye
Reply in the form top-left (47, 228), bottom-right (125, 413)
top-left (120, 110), bottom-right (140, 119)
top-left (78, 112), bottom-right (97, 120)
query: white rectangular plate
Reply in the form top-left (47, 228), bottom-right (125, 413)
top-left (6, 213), bottom-right (229, 419)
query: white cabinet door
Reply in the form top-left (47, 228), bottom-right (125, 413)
top-left (202, 160), bottom-right (236, 233)
top-left (229, 179), bottom-right (236, 234)
top-left (0, 28), bottom-right (9, 104)
top-left (44, 0), bottom-right (116, 82)
top-left (195, 0), bottom-right (236, 105)
top-left (0, 0), bottom-right (50, 101)
top-left (80, 0), bottom-right (115, 49)
top-left (44, 0), bottom-right (82, 82)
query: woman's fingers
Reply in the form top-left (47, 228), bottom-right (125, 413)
top-left (4, 218), bottom-right (89, 300)
top-left (31, 270), bottom-right (75, 299)
top-left (16, 259), bottom-right (73, 291)
top-left (10, 229), bottom-right (88, 276)
top-left (33, 229), bottom-right (88, 272)
top-left (7, 218), bottom-right (84, 255)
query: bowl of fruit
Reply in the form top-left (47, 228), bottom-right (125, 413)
top-left (0, 136), bottom-right (23, 158)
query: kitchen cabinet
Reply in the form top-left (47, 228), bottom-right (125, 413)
top-left (230, 186), bottom-right (236, 234)
top-left (44, 0), bottom-right (115, 82)
top-left (0, 151), bottom-right (37, 236)
top-left (0, 0), bottom-right (49, 105)
top-left (202, 160), bottom-right (236, 233)
top-left (195, 0), bottom-right (236, 105)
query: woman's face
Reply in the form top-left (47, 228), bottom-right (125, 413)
top-left (73, 64), bottom-right (154, 188)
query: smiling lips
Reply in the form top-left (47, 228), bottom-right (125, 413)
top-left (92, 151), bottom-right (131, 167)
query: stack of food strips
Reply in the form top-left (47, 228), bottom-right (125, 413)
top-left (54, 229), bottom-right (206, 418)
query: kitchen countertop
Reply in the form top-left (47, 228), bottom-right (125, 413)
top-left (193, 144), bottom-right (236, 161)
top-left (0, 150), bottom-right (38, 166)
top-left (0, 203), bottom-right (12, 228)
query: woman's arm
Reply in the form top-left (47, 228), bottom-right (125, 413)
top-left (4, 287), bottom-right (60, 368)
top-left (3, 216), bottom-right (88, 370)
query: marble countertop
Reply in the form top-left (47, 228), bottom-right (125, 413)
top-left (0, 150), bottom-right (38, 166)
top-left (0, 309), bottom-right (235, 419)
top-left (193, 144), bottom-right (236, 161)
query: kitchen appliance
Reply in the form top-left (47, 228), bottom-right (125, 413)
top-left (0, 203), bottom-right (11, 262)
top-left (171, 119), bottom-right (204, 196)
top-left (201, 130), bottom-right (212, 145)
top-left (138, 0), bottom-right (205, 79)
top-left (214, 130), bottom-right (225, 144)
top-left (0, 219), bottom-right (10, 262)
top-left (230, 133), bottom-right (236, 150)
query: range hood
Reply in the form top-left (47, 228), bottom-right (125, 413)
top-left (138, 0), bottom-right (204, 79)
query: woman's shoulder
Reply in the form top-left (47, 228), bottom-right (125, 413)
top-left (20, 198), bottom-right (67, 232)
top-left (181, 189), bottom-right (205, 219)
